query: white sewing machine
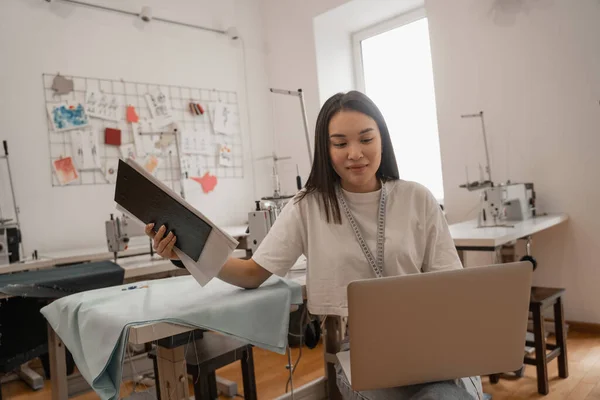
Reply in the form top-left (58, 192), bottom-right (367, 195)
top-left (477, 182), bottom-right (536, 227)
top-left (105, 213), bottom-right (150, 259)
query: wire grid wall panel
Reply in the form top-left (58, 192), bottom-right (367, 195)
top-left (43, 73), bottom-right (244, 191)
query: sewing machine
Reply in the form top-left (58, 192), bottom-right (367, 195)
top-left (246, 196), bottom-right (293, 253)
top-left (0, 221), bottom-right (21, 266)
top-left (477, 182), bottom-right (536, 227)
top-left (105, 213), bottom-right (150, 260)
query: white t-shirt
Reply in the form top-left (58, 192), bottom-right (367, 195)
top-left (252, 179), bottom-right (463, 316)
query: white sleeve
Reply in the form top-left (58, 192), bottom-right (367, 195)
top-left (251, 199), bottom-right (304, 277)
top-left (421, 191), bottom-right (463, 273)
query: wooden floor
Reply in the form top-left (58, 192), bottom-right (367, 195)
top-left (1, 343), bottom-right (325, 400)
top-left (3, 331), bottom-right (600, 399)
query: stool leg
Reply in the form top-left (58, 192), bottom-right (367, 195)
top-left (152, 355), bottom-right (162, 400)
top-left (554, 297), bottom-right (569, 379)
top-left (532, 304), bottom-right (549, 395)
top-left (193, 368), bottom-right (211, 400)
top-left (241, 347), bottom-right (257, 400)
top-left (208, 371), bottom-right (218, 399)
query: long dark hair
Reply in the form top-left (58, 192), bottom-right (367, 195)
top-left (297, 91), bottom-right (399, 224)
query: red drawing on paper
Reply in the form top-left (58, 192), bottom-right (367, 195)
top-left (191, 172), bottom-right (218, 193)
top-left (53, 157), bottom-right (79, 185)
top-left (126, 105), bottom-right (139, 123)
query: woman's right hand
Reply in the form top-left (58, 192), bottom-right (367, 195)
top-left (145, 223), bottom-right (179, 260)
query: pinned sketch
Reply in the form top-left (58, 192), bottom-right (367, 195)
top-left (181, 129), bottom-right (211, 155)
top-left (144, 155), bottom-right (161, 175)
top-left (85, 90), bottom-right (120, 121)
top-left (145, 89), bottom-right (173, 122)
top-left (212, 103), bottom-right (239, 136)
top-left (218, 143), bottom-right (233, 166)
top-left (191, 172), bottom-right (218, 194)
top-left (180, 155), bottom-right (193, 177)
top-left (53, 157), bottom-right (79, 185)
top-left (47, 102), bottom-right (89, 132)
top-left (51, 74), bottom-right (74, 95)
top-left (70, 130), bottom-right (100, 170)
top-left (132, 121), bottom-right (160, 157)
top-left (126, 105), bottom-right (139, 123)
top-left (104, 159), bottom-right (120, 184)
top-left (120, 143), bottom-right (137, 160)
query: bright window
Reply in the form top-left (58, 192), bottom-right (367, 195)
top-left (353, 10), bottom-right (444, 202)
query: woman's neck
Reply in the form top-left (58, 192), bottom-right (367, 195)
top-left (341, 177), bottom-right (381, 193)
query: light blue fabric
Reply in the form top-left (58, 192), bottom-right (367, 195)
top-left (40, 275), bottom-right (303, 400)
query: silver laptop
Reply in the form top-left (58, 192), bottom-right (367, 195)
top-left (337, 262), bottom-right (533, 392)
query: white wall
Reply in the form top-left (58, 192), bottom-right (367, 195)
top-left (426, 0), bottom-right (600, 323)
top-left (0, 0), bottom-right (274, 255)
top-left (258, 0), bottom-right (349, 196)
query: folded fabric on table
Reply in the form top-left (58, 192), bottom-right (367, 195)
top-left (40, 275), bottom-right (303, 400)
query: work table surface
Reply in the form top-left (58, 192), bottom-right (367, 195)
top-left (449, 213), bottom-right (568, 248)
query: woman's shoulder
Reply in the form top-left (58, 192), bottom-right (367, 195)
top-left (386, 179), bottom-right (439, 208)
top-left (386, 179), bottom-right (434, 197)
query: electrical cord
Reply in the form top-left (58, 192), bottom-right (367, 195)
top-left (285, 306), bottom-right (307, 393)
top-left (468, 377), bottom-right (482, 400)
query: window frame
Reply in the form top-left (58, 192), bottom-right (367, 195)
top-left (352, 7), bottom-right (427, 93)
top-left (351, 7), bottom-right (445, 203)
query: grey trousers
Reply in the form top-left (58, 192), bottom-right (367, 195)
top-left (335, 362), bottom-right (483, 400)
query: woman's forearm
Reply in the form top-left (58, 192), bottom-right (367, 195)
top-left (218, 257), bottom-right (272, 289)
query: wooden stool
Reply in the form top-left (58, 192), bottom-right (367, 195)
top-left (491, 287), bottom-right (568, 395)
top-left (149, 331), bottom-right (257, 400)
top-left (525, 287), bottom-right (568, 395)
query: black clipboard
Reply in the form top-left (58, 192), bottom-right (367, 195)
top-left (114, 159), bottom-right (212, 262)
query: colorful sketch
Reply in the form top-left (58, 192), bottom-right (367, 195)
top-left (218, 143), bottom-right (232, 167)
top-left (191, 172), bottom-right (217, 194)
top-left (144, 155), bottom-right (161, 175)
top-left (85, 90), bottom-right (120, 121)
top-left (53, 157), bottom-right (79, 185)
top-left (47, 102), bottom-right (89, 132)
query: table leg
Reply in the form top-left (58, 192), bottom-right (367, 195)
top-left (324, 316), bottom-right (343, 400)
top-left (48, 323), bottom-right (68, 400)
top-left (457, 249), bottom-right (465, 265)
top-left (156, 345), bottom-right (190, 400)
